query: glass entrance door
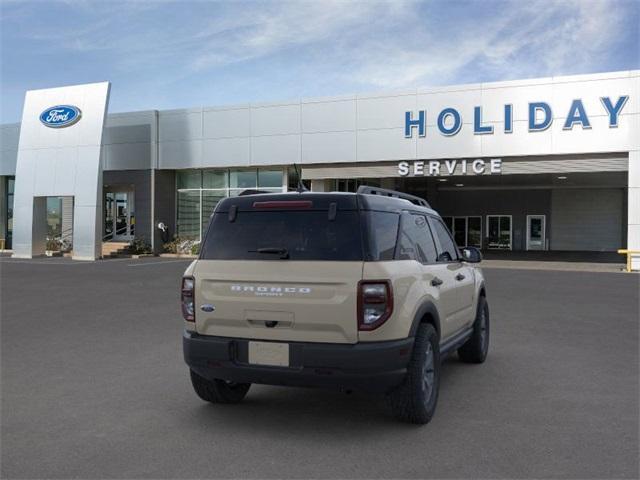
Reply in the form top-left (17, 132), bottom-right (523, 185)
top-left (487, 215), bottom-right (512, 250)
top-left (526, 215), bottom-right (546, 251)
top-left (467, 217), bottom-right (482, 248)
top-left (453, 217), bottom-right (467, 247)
top-left (104, 190), bottom-right (134, 241)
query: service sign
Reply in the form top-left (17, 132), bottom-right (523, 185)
top-left (398, 158), bottom-right (502, 177)
top-left (39, 105), bottom-right (82, 128)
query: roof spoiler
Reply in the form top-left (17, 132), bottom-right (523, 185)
top-left (356, 185), bottom-right (431, 208)
top-left (238, 189), bottom-right (271, 196)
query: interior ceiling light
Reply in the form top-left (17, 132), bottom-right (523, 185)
top-left (455, 183), bottom-right (464, 187)
top-left (557, 176), bottom-right (568, 180)
top-left (438, 178), bottom-right (448, 182)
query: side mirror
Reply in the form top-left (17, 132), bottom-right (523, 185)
top-left (461, 246), bottom-right (482, 263)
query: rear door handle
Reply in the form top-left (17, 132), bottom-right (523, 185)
top-left (455, 273), bottom-right (466, 281)
top-left (431, 277), bottom-right (443, 287)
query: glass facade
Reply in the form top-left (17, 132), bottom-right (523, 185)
top-left (5, 177), bottom-right (14, 248)
top-left (176, 168), bottom-right (285, 240)
top-left (442, 216), bottom-right (482, 248)
top-left (46, 197), bottom-right (63, 237)
top-left (333, 178), bottom-right (381, 192)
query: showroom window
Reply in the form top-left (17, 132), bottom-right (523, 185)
top-left (441, 216), bottom-right (483, 248)
top-left (5, 177), bottom-right (14, 249)
top-left (333, 178), bottom-right (381, 192)
top-left (176, 168), bottom-right (285, 240)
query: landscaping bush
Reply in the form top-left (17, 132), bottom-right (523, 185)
top-left (45, 237), bottom-right (59, 251)
top-left (163, 236), bottom-right (199, 255)
top-left (129, 238), bottom-right (152, 254)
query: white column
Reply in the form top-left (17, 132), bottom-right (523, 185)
top-left (628, 150), bottom-right (640, 270)
top-left (311, 179), bottom-right (332, 192)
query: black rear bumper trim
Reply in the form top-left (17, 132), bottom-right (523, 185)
top-left (183, 331), bottom-right (414, 393)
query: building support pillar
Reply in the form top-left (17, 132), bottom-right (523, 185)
top-left (31, 197), bottom-right (47, 256)
top-left (628, 150), bottom-right (640, 271)
top-left (310, 179), bottom-right (332, 192)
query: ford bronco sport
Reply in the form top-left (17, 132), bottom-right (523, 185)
top-left (182, 186), bottom-right (489, 424)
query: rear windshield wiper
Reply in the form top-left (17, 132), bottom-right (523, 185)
top-left (249, 247), bottom-right (290, 259)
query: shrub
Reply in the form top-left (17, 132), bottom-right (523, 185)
top-left (45, 237), bottom-right (59, 251)
top-left (129, 238), bottom-right (152, 254)
top-left (163, 236), bottom-right (199, 255)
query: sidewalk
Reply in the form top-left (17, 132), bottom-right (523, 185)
top-left (481, 259), bottom-right (627, 273)
top-left (480, 250), bottom-right (628, 273)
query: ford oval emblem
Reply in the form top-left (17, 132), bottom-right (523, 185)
top-left (200, 304), bottom-right (215, 312)
top-left (39, 105), bottom-right (82, 128)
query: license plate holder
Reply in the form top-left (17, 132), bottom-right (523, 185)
top-left (248, 341), bottom-right (289, 367)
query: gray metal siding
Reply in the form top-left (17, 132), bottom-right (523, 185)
top-left (550, 189), bottom-right (624, 251)
top-left (103, 112), bottom-right (157, 171)
top-left (0, 123), bottom-right (19, 176)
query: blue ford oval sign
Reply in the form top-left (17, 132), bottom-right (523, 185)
top-left (39, 105), bottom-right (82, 128)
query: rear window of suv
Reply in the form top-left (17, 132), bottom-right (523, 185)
top-left (200, 210), bottom-right (364, 261)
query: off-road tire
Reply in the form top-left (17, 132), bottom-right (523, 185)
top-left (386, 323), bottom-right (440, 424)
top-left (189, 370), bottom-right (251, 404)
top-left (458, 296), bottom-right (490, 364)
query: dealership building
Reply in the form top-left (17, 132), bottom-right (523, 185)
top-left (1, 70), bottom-right (639, 268)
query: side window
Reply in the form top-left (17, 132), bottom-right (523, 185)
top-left (365, 211), bottom-right (400, 261)
top-left (429, 217), bottom-right (459, 262)
top-left (396, 213), bottom-right (438, 263)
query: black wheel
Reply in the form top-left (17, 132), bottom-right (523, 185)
top-left (189, 370), bottom-right (251, 404)
top-left (386, 323), bottom-right (440, 425)
top-left (458, 295), bottom-right (490, 363)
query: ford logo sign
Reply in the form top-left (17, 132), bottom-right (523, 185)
top-left (39, 105), bottom-right (82, 128)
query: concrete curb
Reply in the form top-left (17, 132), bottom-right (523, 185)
top-left (481, 259), bottom-right (628, 274)
top-left (158, 253), bottom-right (198, 259)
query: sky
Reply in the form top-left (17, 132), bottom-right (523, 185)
top-left (1, 0), bottom-right (639, 123)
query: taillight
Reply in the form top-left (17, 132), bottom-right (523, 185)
top-left (358, 280), bottom-right (393, 331)
top-left (181, 276), bottom-right (195, 322)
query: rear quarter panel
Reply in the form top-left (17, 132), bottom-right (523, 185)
top-left (359, 260), bottom-right (441, 342)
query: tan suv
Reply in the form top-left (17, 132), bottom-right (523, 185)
top-left (182, 186), bottom-right (489, 424)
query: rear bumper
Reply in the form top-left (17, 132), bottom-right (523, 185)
top-left (183, 331), bottom-right (413, 393)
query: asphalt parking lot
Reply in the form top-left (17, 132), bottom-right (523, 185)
top-left (1, 257), bottom-right (638, 479)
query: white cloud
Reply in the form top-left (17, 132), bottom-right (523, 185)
top-left (4, 0), bottom-right (637, 94)
top-left (187, 1), bottom-right (411, 71)
top-left (339, 0), bottom-right (635, 89)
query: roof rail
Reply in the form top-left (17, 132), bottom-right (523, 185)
top-left (357, 185), bottom-right (431, 208)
